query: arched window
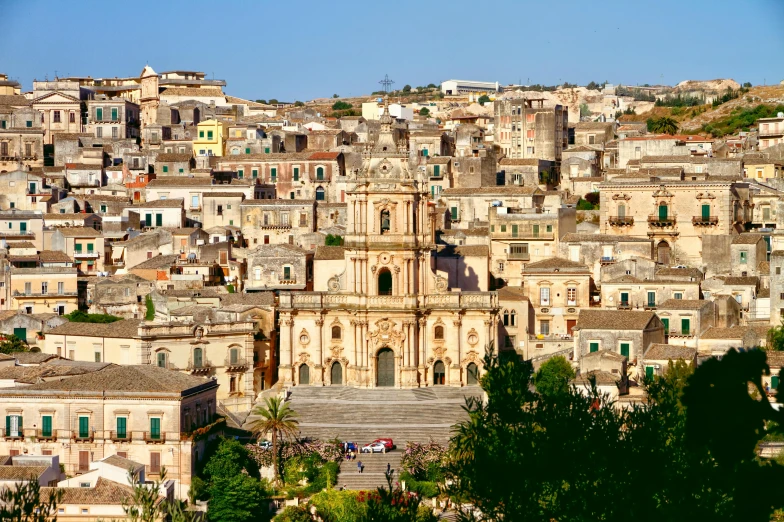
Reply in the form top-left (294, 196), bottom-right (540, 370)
top-left (229, 348), bottom-right (239, 365)
top-left (315, 186), bottom-right (325, 201)
top-left (331, 325), bottom-right (341, 340)
top-left (503, 309), bottom-right (510, 326)
top-left (510, 310), bottom-right (517, 326)
top-left (316, 166), bottom-right (324, 181)
top-left (193, 347), bottom-right (203, 369)
top-left (157, 352), bottom-right (167, 368)
top-left (380, 210), bottom-right (391, 234)
top-left (434, 325), bottom-right (444, 340)
top-left (378, 268), bottom-right (392, 296)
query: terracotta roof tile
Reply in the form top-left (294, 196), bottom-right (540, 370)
top-left (644, 344), bottom-right (697, 360)
top-left (314, 246), bottom-right (347, 260)
top-left (47, 319), bottom-right (142, 338)
top-left (576, 310), bottom-right (657, 330)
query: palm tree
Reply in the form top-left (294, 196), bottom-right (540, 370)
top-left (247, 397), bottom-right (299, 484)
top-left (651, 116), bottom-right (679, 135)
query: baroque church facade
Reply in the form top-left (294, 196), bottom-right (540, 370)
top-left (278, 102), bottom-right (499, 388)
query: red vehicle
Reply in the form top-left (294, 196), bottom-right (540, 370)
top-left (373, 438), bottom-right (395, 451)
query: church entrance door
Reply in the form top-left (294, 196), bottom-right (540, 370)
top-left (298, 364), bottom-right (310, 385)
top-left (377, 348), bottom-right (395, 387)
top-left (433, 360), bottom-right (446, 385)
top-left (331, 362), bottom-right (343, 385)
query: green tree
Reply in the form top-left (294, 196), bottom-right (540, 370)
top-left (204, 438), bottom-right (260, 481)
top-left (275, 505), bottom-right (312, 521)
top-left (402, 85), bottom-right (412, 93)
top-left (325, 234), bottom-right (344, 246)
top-left (333, 94), bottom-right (340, 98)
top-left (255, 99), bottom-right (267, 104)
top-left (579, 103), bottom-right (591, 117)
top-left (586, 81), bottom-right (601, 90)
top-left (427, 83), bottom-right (437, 89)
top-left (208, 473), bottom-right (271, 522)
top-left (145, 295), bottom-right (155, 321)
top-left (247, 397), bottom-right (300, 485)
top-left (332, 101), bottom-right (352, 111)
top-left (268, 99), bottom-right (279, 105)
top-left (743, 82), bottom-right (753, 88)
top-left (533, 356), bottom-right (575, 397)
top-left (294, 101), bottom-right (304, 107)
top-left (362, 474), bottom-right (437, 522)
top-left (0, 334), bottom-right (28, 354)
top-left (123, 467), bottom-right (198, 522)
top-left (769, 322), bottom-right (784, 351)
top-left (0, 479), bottom-right (61, 522)
top-left (419, 107), bottom-right (430, 117)
top-left (65, 310), bottom-right (121, 323)
top-left (649, 116), bottom-right (679, 135)
top-left (477, 94), bottom-right (491, 104)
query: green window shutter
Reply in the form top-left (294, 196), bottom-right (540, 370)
top-left (620, 292), bottom-right (629, 304)
top-left (284, 266), bottom-right (291, 279)
top-left (433, 165), bottom-right (440, 177)
top-left (111, 107), bottom-right (118, 121)
top-left (245, 148), bottom-right (251, 154)
top-left (451, 207), bottom-right (458, 220)
top-left (512, 224), bottom-right (518, 237)
top-left (290, 192), bottom-right (295, 200)
top-left (157, 352), bottom-right (166, 367)
top-left (293, 167), bottom-right (299, 181)
top-left (773, 376), bottom-right (780, 390)
top-left (117, 417), bottom-right (127, 439)
top-left (229, 220), bottom-right (233, 226)
top-left (150, 418), bottom-right (161, 439)
top-left (645, 366), bottom-right (654, 380)
top-left (620, 343), bottom-right (630, 358)
top-left (96, 108), bottom-right (103, 120)
top-left (162, 166), bottom-right (168, 173)
top-left (423, 149), bottom-right (429, 157)
top-left (26, 121), bottom-right (32, 128)
top-left (271, 168), bottom-right (277, 181)
top-left (702, 204), bottom-right (710, 219)
top-left (533, 224), bottom-right (539, 237)
top-left (740, 252), bottom-right (747, 264)
top-left (252, 169), bottom-right (258, 178)
top-left (19, 222), bottom-right (26, 232)
top-left (79, 416), bottom-right (89, 438)
top-left (13, 328), bottom-right (26, 341)
top-left (662, 318), bottom-right (669, 333)
top-left (87, 243), bottom-right (94, 253)
top-left (681, 318), bottom-right (690, 335)
top-left (179, 168), bottom-right (184, 173)
top-left (647, 291), bottom-right (655, 307)
top-left (199, 131), bottom-right (204, 138)
top-left (145, 214), bottom-right (152, 227)
top-left (589, 342), bottom-right (599, 353)
top-left (658, 205), bottom-right (668, 220)
top-left (74, 244), bottom-right (82, 253)
top-left (155, 214), bottom-right (162, 227)
top-left (207, 131), bottom-right (213, 140)
top-left (238, 169), bottom-right (244, 178)
top-left (264, 147), bottom-right (270, 154)
top-left (546, 224), bottom-right (552, 232)
top-left (5, 416), bottom-right (9, 437)
top-left (317, 167), bottom-right (324, 180)
top-left (42, 415), bottom-right (52, 437)
top-left (500, 225), bottom-right (506, 232)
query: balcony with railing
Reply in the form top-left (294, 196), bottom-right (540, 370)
top-left (144, 431), bottom-right (166, 444)
top-left (692, 215), bottom-right (718, 226)
top-left (109, 431), bottom-right (131, 442)
top-left (185, 357), bottom-right (213, 375)
top-left (617, 301), bottom-right (632, 310)
top-left (508, 251), bottom-right (530, 261)
top-left (608, 216), bottom-right (634, 226)
top-left (72, 430), bottom-right (94, 442)
top-left (36, 429), bottom-right (56, 441)
top-left (648, 214), bottom-right (677, 227)
top-left (73, 250), bottom-right (100, 259)
top-left (1, 429), bottom-right (23, 440)
top-left (224, 355), bottom-right (249, 372)
top-left (668, 329), bottom-right (694, 339)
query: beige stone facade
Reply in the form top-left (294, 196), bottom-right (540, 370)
top-left (278, 102), bottom-right (499, 389)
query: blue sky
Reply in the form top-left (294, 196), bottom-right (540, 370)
top-left (2, 0), bottom-right (783, 101)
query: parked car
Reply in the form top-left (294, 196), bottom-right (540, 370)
top-left (258, 440), bottom-right (272, 450)
top-left (373, 438), bottom-right (395, 450)
top-left (361, 442), bottom-right (387, 453)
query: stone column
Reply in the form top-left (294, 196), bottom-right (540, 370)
top-left (454, 316), bottom-right (463, 385)
top-left (315, 316), bottom-right (324, 385)
top-left (418, 317), bottom-right (427, 383)
top-left (279, 316), bottom-right (294, 384)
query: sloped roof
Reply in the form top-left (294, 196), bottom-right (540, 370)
top-left (644, 344), bottom-right (697, 360)
top-left (732, 234), bottom-right (764, 245)
top-left (314, 246), bottom-right (347, 260)
top-left (47, 319), bottom-right (142, 338)
top-left (658, 299), bottom-right (711, 310)
top-left (576, 310), bottom-right (657, 330)
top-left (523, 257), bottom-right (590, 271)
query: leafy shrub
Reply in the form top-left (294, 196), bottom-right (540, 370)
top-left (66, 310), bottom-right (122, 323)
top-left (332, 101), bottom-right (352, 111)
top-left (400, 441), bottom-right (447, 482)
top-left (576, 199), bottom-right (594, 211)
top-left (274, 505), bottom-right (311, 522)
top-left (400, 471), bottom-right (440, 498)
top-left (325, 234), bottom-right (343, 246)
top-left (584, 192), bottom-right (600, 206)
top-left (478, 94), bottom-right (491, 104)
top-left (310, 489), bottom-right (366, 521)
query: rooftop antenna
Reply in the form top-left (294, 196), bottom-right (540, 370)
top-left (379, 74), bottom-right (394, 94)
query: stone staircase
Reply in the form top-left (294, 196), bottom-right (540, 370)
top-left (337, 451), bottom-right (403, 491)
top-left (279, 386), bottom-right (483, 446)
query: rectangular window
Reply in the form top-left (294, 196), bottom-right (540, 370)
top-left (162, 165), bottom-right (168, 173)
top-left (740, 251), bottom-right (747, 264)
top-left (199, 130), bottom-right (204, 138)
top-left (540, 320), bottom-right (550, 336)
top-left (764, 207), bottom-right (771, 221)
top-left (70, 112), bottom-right (75, 123)
top-left (271, 167), bottom-right (277, 181)
top-left (673, 292), bottom-right (683, 300)
top-left (24, 282), bottom-right (31, 295)
top-left (79, 451), bottom-right (89, 472)
top-left (252, 169), bottom-right (258, 179)
top-left (150, 418), bottom-right (161, 440)
top-left (53, 111), bottom-right (61, 123)
top-left (191, 195), bottom-right (199, 208)
top-left (149, 452), bottom-right (161, 474)
top-left (155, 214), bottom-right (162, 227)
top-left (662, 318), bottom-right (669, 333)
top-left (264, 147), bottom-right (270, 154)
top-left (96, 127), bottom-right (102, 138)
top-left (96, 107), bottom-right (103, 121)
top-left (284, 266), bottom-right (291, 280)
top-left (589, 342), bottom-right (599, 353)
top-left (647, 291), bottom-right (656, 307)
top-left (620, 343), bottom-right (630, 358)
top-left (116, 417), bottom-right (127, 439)
top-left (26, 120), bottom-right (32, 128)
top-left (5, 415), bottom-right (22, 437)
top-left (532, 224), bottom-right (539, 237)
top-left (78, 416), bottom-right (89, 438)
top-left (238, 169), bottom-right (244, 179)
top-left (41, 282), bottom-right (48, 295)
top-left (500, 225), bottom-right (506, 233)
top-left (41, 415), bottom-right (52, 438)
top-left (540, 287), bottom-right (550, 306)
top-left (111, 107), bottom-right (118, 121)
top-left (245, 148), bottom-right (251, 154)
top-left (681, 318), bottom-right (691, 335)
top-left (567, 287), bottom-right (576, 305)
top-left (207, 130), bottom-right (213, 140)
top-left (144, 214), bottom-right (152, 227)
top-left (620, 292), bottom-right (629, 305)
top-left (433, 165), bottom-right (440, 177)
top-left (293, 167), bottom-right (299, 181)
top-left (511, 224), bottom-right (518, 237)
top-left (450, 207), bottom-right (458, 220)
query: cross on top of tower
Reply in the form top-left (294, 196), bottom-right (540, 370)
top-left (378, 74), bottom-right (395, 94)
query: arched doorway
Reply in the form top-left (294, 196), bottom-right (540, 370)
top-left (657, 240), bottom-right (671, 265)
top-left (330, 362), bottom-right (343, 386)
top-left (376, 348), bottom-right (395, 387)
top-left (466, 363), bottom-right (479, 385)
top-left (298, 364), bottom-right (310, 385)
top-left (378, 268), bottom-right (392, 295)
top-left (433, 361), bottom-right (445, 385)
top-left (380, 210), bottom-right (391, 234)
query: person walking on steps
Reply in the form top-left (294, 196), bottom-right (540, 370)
top-left (357, 460), bottom-right (363, 474)
top-left (387, 462), bottom-right (391, 474)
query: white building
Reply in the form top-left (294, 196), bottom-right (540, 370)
top-left (361, 101), bottom-right (414, 121)
top-left (441, 80), bottom-right (500, 95)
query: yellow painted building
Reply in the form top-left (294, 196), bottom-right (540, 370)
top-left (193, 119), bottom-right (228, 158)
top-left (744, 159), bottom-right (783, 181)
